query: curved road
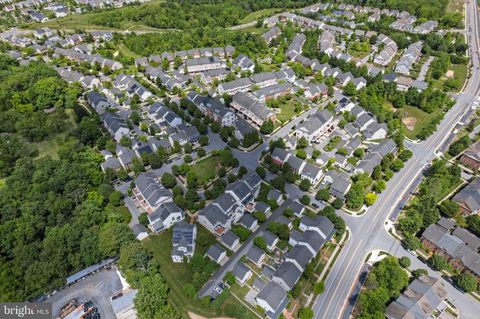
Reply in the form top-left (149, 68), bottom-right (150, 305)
top-left (313, 1), bottom-right (480, 318)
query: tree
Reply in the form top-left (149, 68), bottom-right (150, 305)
top-left (390, 159), bottom-right (404, 172)
top-left (135, 272), bottom-right (178, 319)
top-left (412, 268), bottom-right (428, 279)
top-left (332, 198), bottom-right (343, 209)
top-left (109, 191), bottom-right (123, 206)
top-left (346, 182), bottom-right (365, 210)
top-left (139, 212), bottom-right (149, 227)
top-left (199, 135), bottom-right (209, 146)
top-left (254, 236), bottom-right (267, 250)
top-left (454, 273), bottom-right (478, 292)
top-left (129, 111), bottom-right (142, 125)
top-left (316, 189), bottom-right (330, 201)
top-left (283, 208), bottom-right (294, 218)
top-left (224, 272), bottom-right (236, 285)
top-left (300, 179), bottom-right (311, 191)
top-left (313, 281), bottom-right (325, 295)
top-left (300, 195), bottom-right (310, 205)
top-left (256, 166), bottom-right (266, 178)
top-left (184, 143), bottom-right (193, 154)
top-left (439, 200), bottom-right (459, 217)
top-left (260, 120), bottom-right (274, 134)
top-left (344, 81), bottom-right (356, 96)
top-left (120, 135), bottom-right (132, 147)
top-left (398, 256), bottom-right (411, 268)
top-left (296, 149), bottom-right (307, 159)
top-left (118, 242), bottom-right (149, 276)
top-left (364, 193), bottom-right (377, 206)
top-left (253, 211), bottom-right (266, 223)
top-left (398, 149), bottom-right (413, 162)
top-left (271, 176), bottom-right (285, 192)
top-left (373, 180), bottom-right (386, 193)
top-left (430, 254), bottom-right (449, 271)
top-left (298, 307), bottom-right (314, 319)
top-left (267, 222), bottom-right (290, 240)
top-left (403, 234), bottom-right (421, 251)
top-left (196, 147), bottom-right (206, 158)
top-left (232, 225), bottom-right (250, 241)
top-left (161, 173), bottom-right (177, 188)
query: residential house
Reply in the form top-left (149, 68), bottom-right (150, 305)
top-left (171, 221), bottom-right (197, 263)
top-left (272, 261), bottom-right (302, 291)
top-left (148, 202), bottom-right (184, 233)
top-left (87, 91), bottom-right (110, 114)
top-left (206, 244), bottom-right (227, 264)
top-left (220, 230), bottom-right (240, 251)
top-left (256, 282), bottom-right (289, 319)
top-left (185, 56), bottom-right (226, 73)
top-left (232, 262), bottom-right (252, 285)
top-left (102, 112), bottom-right (129, 142)
top-left (263, 26), bottom-right (282, 44)
top-left (385, 275), bottom-right (447, 319)
top-left (133, 172), bottom-right (172, 214)
top-left (263, 231), bottom-right (279, 252)
top-left (284, 245), bottom-right (314, 272)
top-left (453, 179), bottom-right (480, 216)
top-left (239, 214), bottom-right (258, 231)
top-left (295, 109), bottom-right (334, 143)
top-left (231, 92), bottom-right (276, 127)
top-left (460, 140), bottom-right (480, 170)
top-left (246, 245), bottom-right (266, 267)
top-left (233, 54), bottom-right (255, 73)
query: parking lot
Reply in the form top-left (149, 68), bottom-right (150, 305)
top-left (46, 269), bottom-right (123, 319)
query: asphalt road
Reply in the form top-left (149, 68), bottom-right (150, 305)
top-left (45, 269), bottom-right (123, 319)
top-left (312, 1), bottom-right (480, 318)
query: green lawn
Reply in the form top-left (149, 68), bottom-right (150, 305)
top-left (27, 109), bottom-right (78, 160)
top-left (143, 225), bottom-right (255, 318)
top-left (116, 43), bottom-right (140, 59)
top-left (142, 225), bottom-right (217, 318)
top-left (239, 8), bottom-right (283, 23)
top-left (189, 155), bottom-right (220, 185)
top-left (432, 64), bottom-right (468, 92)
top-left (31, 0), bottom-right (167, 31)
top-left (275, 99), bottom-right (305, 123)
top-left (448, 0), bottom-right (465, 14)
top-left (401, 105), bottom-right (442, 140)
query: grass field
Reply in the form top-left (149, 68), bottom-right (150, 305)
top-left (239, 8), bottom-right (282, 24)
top-left (27, 109), bottom-right (77, 159)
top-left (275, 99), bottom-right (305, 124)
top-left (189, 155), bottom-right (220, 185)
top-left (142, 225), bottom-right (251, 318)
top-left (401, 105), bottom-right (442, 140)
top-left (31, 0), bottom-right (168, 31)
top-left (432, 63), bottom-right (468, 92)
top-left (448, 0), bottom-right (465, 14)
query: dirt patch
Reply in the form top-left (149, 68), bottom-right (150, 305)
top-left (188, 312), bottom-right (234, 319)
top-left (446, 70), bottom-right (455, 78)
top-left (402, 117), bottom-right (417, 131)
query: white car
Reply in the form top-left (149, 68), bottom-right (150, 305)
top-left (214, 286), bottom-right (223, 294)
top-left (408, 249), bottom-right (417, 256)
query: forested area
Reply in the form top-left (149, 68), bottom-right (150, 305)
top-left (120, 29), bottom-right (268, 57)
top-left (0, 55), bottom-right (136, 301)
top-left (88, 0), bottom-right (316, 29)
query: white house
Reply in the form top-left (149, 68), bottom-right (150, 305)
top-left (148, 202), bottom-right (184, 233)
